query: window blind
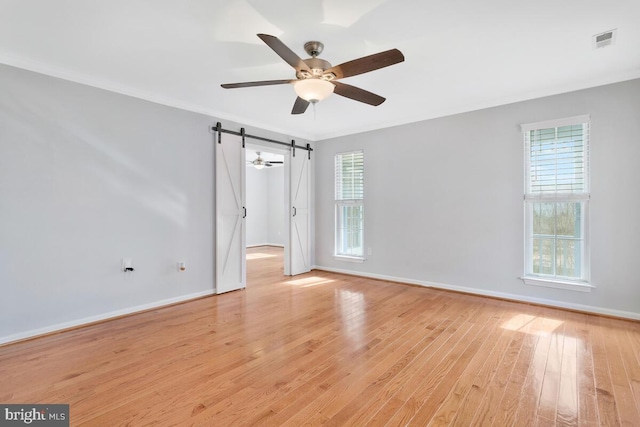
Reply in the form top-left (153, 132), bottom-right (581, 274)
top-left (335, 151), bottom-right (364, 201)
top-left (524, 117), bottom-right (589, 199)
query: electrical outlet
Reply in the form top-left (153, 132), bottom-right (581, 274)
top-left (367, 247), bottom-right (372, 256)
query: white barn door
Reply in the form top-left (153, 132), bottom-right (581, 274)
top-left (288, 147), bottom-right (310, 275)
top-left (215, 132), bottom-right (246, 293)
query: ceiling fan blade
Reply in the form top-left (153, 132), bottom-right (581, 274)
top-left (267, 161), bottom-right (284, 164)
top-left (257, 34), bottom-right (311, 73)
top-left (332, 81), bottom-right (386, 106)
top-left (325, 49), bottom-right (404, 80)
top-left (221, 79), bottom-right (294, 89)
top-left (291, 96), bottom-right (310, 115)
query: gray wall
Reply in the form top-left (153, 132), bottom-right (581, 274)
top-left (314, 78), bottom-right (640, 319)
top-left (0, 64), bottom-right (216, 341)
top-left (0, 64), bottom-right (306, 343)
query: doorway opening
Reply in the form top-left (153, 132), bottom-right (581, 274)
top-left (245, 144), bottom-right (286, 282)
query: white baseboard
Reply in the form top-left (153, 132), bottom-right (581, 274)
top-left (247, 243), bottom-right (284, 248)
top-left (0, 290), bottom-right (215, 346)
top-left (312, 265), bottom-right (640, 321)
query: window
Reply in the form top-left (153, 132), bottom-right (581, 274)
top-left (335, 151), bottom-right (364, 260)
top-left (522, 115), bottom-right (592, 291)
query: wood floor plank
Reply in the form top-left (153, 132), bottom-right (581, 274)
top-left (512, 315), bottom-right (555, 427)
top-left (591, 315), bottom-right (621, 426)
top-left (601, 317), bottom-right (640, 425)
top-left (621, 324), bottom-right (640, 417)
top-left (571, 312), bottom-right (599, 427)
top-left (556, 315), bottom-right (578, 426)
top-left (337, 299), bottom-right (503, 426)
top-left (383, 302), bottom-right (487, 426)
top-left (404, 302), bottom-right (501, 426)
top-left (537, 310), bottom-right (567, 423)
top-left (0, 246), bottom-right (639, 426)
top-left (491, 309), bottom-right (540, 427)
top-left (409, 302), bottom-right (509, 426)
top-left (448, 312), bottom-right (521, 426)
top-left (290, 300), bottom-right (455, 424)
top-left (198, 288), bottom-right (453, 425)
top-left (280, 299), bottom-right (475, 426)
top-left (469, 317), bottom-right (528, 426)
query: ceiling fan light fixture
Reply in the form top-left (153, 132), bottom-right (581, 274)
top-left (252, 153), bottom-right (266, 169)
top-left (294, 78), bottom-right (334, 103)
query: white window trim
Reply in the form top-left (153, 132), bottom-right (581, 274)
top-left (520, 276), bottom-right (594, 292)
top-left (521, 114), bottom-right (590, 133)
top-left (334, 150), bottom-right (365, 260)
top-left (521, 115), bottom-right (591, 290)
top-left (334, 254), bottom-right (366, 263)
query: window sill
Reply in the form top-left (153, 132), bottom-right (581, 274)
top-left (334, 255), bottom-right (365, 263)
top-left (521, 276), bottom-right (594, 293)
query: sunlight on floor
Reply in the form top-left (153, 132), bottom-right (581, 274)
top-left (285, 276), bottom-right (335, 288)
top-left (337, 289), bottom-right (366, 346)
top-left (501, 313), bottom-right (564, 336)
top-left (246, 252), bottom-right (277, 260)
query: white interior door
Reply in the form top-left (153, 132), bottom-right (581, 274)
top-left (215, 133), bottom-right (246, 293)
top-left (289, 148), bottom-right (310, 275)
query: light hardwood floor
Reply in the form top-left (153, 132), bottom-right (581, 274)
top-left (1, 246), bottom-right (639, 426)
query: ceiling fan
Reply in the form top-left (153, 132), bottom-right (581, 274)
top-left (221, 34), bottom-right (405, 115)
top-left (247, 152), bottom-right (283, 170)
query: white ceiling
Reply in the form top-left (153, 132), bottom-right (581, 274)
top-left (1, 0), bottom-right (639, 141)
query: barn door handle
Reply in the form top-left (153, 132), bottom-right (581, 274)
top-left (292, 206), bottom-right (297, 217)
top-left (242, 207), bottom-right (247, 218)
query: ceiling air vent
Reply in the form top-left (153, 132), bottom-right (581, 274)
top-left (593, 29), bottom-right (617, 49)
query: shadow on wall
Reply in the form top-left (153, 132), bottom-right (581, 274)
top-left (5, 98), bottom-right (189, 228)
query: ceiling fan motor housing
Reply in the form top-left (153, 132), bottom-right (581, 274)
top-left (297, 57), bottom-right (335, 80)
